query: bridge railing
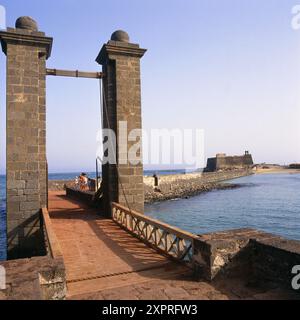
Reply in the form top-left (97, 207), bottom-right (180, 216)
top-left (112, 202), bottom-right (199, 264)
top-left (41, 207), bottom-right (63, 259)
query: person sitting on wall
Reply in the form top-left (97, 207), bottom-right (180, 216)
top-left (79, 173), bottom-right (89, 191)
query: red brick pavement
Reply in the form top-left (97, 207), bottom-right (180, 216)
top-left (49, 191), bottom-right (189, 297)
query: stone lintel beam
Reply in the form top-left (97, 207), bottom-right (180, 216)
top-left (96, 41), bottom-right (147, 65)
top-left (0, 29), bottom-right (53, 59)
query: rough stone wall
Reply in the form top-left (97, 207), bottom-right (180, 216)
top-left (251, 238), bottom-right (300, 289)
top-left (97, 39), bottom-right (146, 215)
top-left (206, 158), bottom-right (217, 172)
top-left (0, 256), bottom-right (66, 300)
top-left (115, 55), bottom-right (144, 213)
top-left (0, 27), bottom-right (52, 259)
top-left (144, 170), bottom-right (252, 203)
top-left (48, 180), bottom-right (71, 191)
top-left (216, 155), bottom-right (253, 170)
top-left (193, 228), bottom-right (267, 281)
top-left (101, 59), bottom-right (118, 215)
top-left (289, 164), bottom-right (300, 169)
top-left (193, 228), bottom-right (300, 290)
top-left (206, 154), bottom-right (254, 172)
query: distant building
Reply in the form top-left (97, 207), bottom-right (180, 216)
top-left (205, 151), bottom-right (254, 172)
top-left (289, 163), bottom-right (300, 169)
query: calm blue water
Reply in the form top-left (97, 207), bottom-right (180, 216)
top-left (1, 172), bottom-right (299, 261)
top-left (145, 173), bottom-right (300, 241)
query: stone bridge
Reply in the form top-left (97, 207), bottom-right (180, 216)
top-left (0, 17), bottom-right (299, 300)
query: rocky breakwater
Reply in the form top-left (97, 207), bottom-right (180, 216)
top-left (144, 170), bottom-right (252, 203)
top-left (48, 170), bottom-right (253, 204)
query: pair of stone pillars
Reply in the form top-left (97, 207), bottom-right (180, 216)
top-left (0, 17), bottom-right (146, 259)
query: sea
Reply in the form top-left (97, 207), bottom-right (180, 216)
top-left (0, 171), bottom-right (299, 261)
top-left (146, 173), bottom-right (300, 241)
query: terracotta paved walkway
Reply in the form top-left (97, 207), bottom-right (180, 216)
top-left (48, 191), bottom-right (189, 297)
top-left (48, 191), bottom-right (299, 300)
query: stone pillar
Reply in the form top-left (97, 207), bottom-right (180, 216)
top-left (0, 17), bottom-right (52, 259)
top-left (96, 30), bottom-right (146, 215)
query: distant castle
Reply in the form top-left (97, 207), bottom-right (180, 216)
top-left (205, 151), bottom-right (254, 172)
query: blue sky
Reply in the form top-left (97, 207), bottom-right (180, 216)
top-left (0, 0), bottom-right (300, 173)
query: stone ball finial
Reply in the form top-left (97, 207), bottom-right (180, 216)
top-left (15, 16), bottom-right (38, 31)
top-left (111, 30), bottom-right (130, 43)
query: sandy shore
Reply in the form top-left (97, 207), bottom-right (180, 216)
top-left (254, 167), bottom-right (300, 175)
